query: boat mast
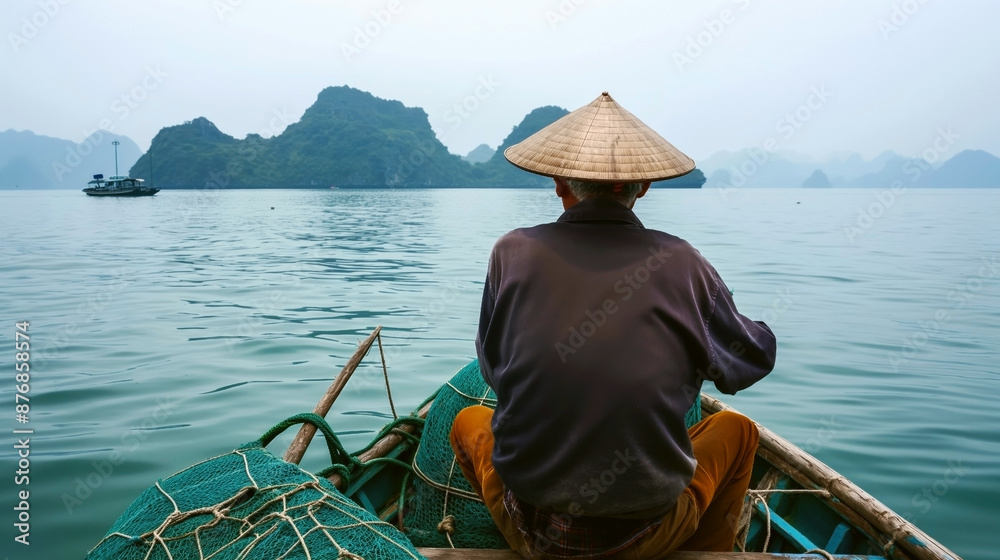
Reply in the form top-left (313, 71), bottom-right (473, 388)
top-left (112, 140), bottom-right (120, 176)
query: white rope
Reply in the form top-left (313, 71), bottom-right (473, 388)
top-left (92, 451), bottom-right (423, 560)
top-left (439, 457), bottom-right (460, 548)
top-left (444, 382), bottom-right (497, 404)
top-left (804, 548), bottom-right (838, 560)
top-left (236, 449), bottom-right (259, 489)
top-left (751, 493), bottom-right (773, 552)
top-left (156, 480), bottom-right (181, 514)
top-left (742, 488), bottom-right (835, 557)
top-left (410, 456), bottom-right (484, 502)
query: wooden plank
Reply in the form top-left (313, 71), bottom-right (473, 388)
top-left (701, 394), bottom-right (962, 560)
top-left (753, 445), bottom-right (884, 546)
top-left (417, 549), bottom-right (879, 559)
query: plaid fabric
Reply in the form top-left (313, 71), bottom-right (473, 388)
top-left (503, 489), bottom-right (661, 558)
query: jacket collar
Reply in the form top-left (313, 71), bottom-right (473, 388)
top-left (556, 198), bottom-right (645, 228)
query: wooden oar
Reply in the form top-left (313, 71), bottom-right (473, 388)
top-left (283, 326), bottom-right (383, 464)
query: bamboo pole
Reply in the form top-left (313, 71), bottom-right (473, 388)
top-left (701, 394), bottom-right (962, 560)
top-left (283, 326), bottom-right (383, 464)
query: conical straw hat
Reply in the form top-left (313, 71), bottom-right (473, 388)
top-left (504, 91), bottom-right (695, 183)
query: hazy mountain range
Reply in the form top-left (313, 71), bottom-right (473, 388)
top-left (0, 129), bottom-right (142, 190)
top-left (2, 85), bottom-right (998, 189)
top-left (700, 147), bottom-right (1000, 189)
top-left (122, 86), bottom-right (704, 189)
top-left (462, 144), bottom-right (496, 164)
top-left (1, 87), bottom-right (704, 189)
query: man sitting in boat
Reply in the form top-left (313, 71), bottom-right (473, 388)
top-left (450, 92), bottom-right (777, 559)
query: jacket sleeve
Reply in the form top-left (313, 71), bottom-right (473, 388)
top-left (475, 253), bottom-right (498, 389)
top-left (702, 274), bottom-right (777, 395)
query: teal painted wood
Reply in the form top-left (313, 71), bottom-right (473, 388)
top-left (740, 449), bottom-right (894, 556)
top-left (754, 500), bottom-right (822, 551)
top-left (740, 460), bottom-right (884, 556)
top-left (825, 523), bottom-right (853, 553)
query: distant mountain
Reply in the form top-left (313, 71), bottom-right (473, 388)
top-left (0, 129), bottom-right (141, 189)
top-left (660, 168), bottom-right (706, 188)
top-left (699, 148), bottom-right (1000, 189)
top-left (916, 150), bottom-right (1000, 188)
top-left (822, 150), bottom-right (900, 185)
top-left (845, 155), bottom-right (920, 188)
top-left (464, 107), bottom-right (706, 188)
top-left (469, 106), bottom-right (570, 187)
top-left (830, 150), bottom-right (1000, 189)
top-left (702, 150), bottom-right (818, 188)
top-left (132, 86), bottom-right (472, 188)
top-left (9, 101), bottom-right (997, 190)
top-left (802, 169), bottom-right (832, 188)
top-left (132, 89), bottom-right (572, 188)
top-left (130, 89), bottom-right (705, 189)
top-left (700, 149), bottom-right (905, 189)
top-left (463, 144), bottom-right (495, 164)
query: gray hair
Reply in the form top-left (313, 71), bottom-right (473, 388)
top-left (565, 179), bottom-right (645, 206)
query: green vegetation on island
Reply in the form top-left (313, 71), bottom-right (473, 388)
top-left (128, 86), bottom-right (708, 189)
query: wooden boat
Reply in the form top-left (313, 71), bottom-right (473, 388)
top-left (285, 328), bottom-right (963, 560)
top-left (84, 173), bottom-right (159, 196)
top-left (84, 141), bottom-right (158, 196)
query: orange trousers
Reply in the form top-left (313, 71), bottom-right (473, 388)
top-left (449, 406), bottom-right (759, 559)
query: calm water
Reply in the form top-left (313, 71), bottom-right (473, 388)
top-left (1, 187), bottom-right (997, 559)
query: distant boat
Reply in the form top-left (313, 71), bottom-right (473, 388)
top-left (83, 174), bottom-right (159, 197)
top-left (84, 139), bottom-right (159, 196)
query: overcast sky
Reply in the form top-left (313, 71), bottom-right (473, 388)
top-left (4, 0), bottom-right (998, 163)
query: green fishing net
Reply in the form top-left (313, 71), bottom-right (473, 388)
top-left (87, 360), bottom-right (704, 559)
top-left (86, 413), bottom-right (425, 560)
top-left (686, 387), bottom-right (703, 426)
top-left (401, 359), bottom-right (703, 549)
top-left (403, 360), bottom-right (507, 549)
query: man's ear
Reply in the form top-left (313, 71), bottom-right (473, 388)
top-left (554, 177), bottom-right (569, 198)
top-left (635, 182), bottom-right (652, 199)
